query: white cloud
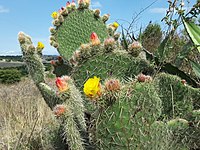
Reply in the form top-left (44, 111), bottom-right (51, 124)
top-left (91, 1), bottom-right (102, 8)
top-left (0, 5), bottom-right (9, 13)
top-left (149, 7), bottom-right (167, 14)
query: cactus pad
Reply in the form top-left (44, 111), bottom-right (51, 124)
top-left (94, 82), bottom-right (163, 149)
top-left (71, 50), bottom-right (152, 89)
top-left (52, 9), bottom-right (109, 60)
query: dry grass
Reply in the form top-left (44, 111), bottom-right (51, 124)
top-left (0, 78), bottom-right (59, 150)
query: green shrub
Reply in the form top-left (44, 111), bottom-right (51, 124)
top-left (139, 23), bottom-right (162, 53)
top-left (0, 69), bottom-right (22, 84)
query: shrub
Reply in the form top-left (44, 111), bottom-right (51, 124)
top-left (0, 69), bottom-right (22, 84)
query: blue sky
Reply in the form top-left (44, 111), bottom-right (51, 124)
top-left (0, 0), bottom-right (195, 55)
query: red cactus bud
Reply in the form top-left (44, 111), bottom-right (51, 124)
top-left (55, 77), bottom-right (69, 92)
top-left (90, 32), bottom-right (100, 46)
top-left (90, 32), bottom-right (98, 40)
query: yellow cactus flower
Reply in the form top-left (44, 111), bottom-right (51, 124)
top-left (84, 76), bottom-right (101, 99)
top-left (37, 42), bottom-right (45, 49)
top-left (51, 12), bottom-right (58, 19)
top-left (113, 22), bottom-right (119, 29)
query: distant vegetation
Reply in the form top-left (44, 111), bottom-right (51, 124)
top-left (0, 69), bottom-right (22, 84)
top-left (0, 55), bottom-right (56, 84)
top-left (0, 55), bottom-right (23, 62)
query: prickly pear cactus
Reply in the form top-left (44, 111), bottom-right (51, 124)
top-left (18, 0), bottom-right (200, 150)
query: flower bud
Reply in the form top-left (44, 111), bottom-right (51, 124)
top-left (18, 32), bottom-right (26, 43)
top-left (105, 79), bottom-right (120, 91)
top-left (49, 27), bottom-right (56, 35)
top-left (181, 79), bottom-right (186, 86)
top-left (56, 77), bottom-right (69, 92)
top-left (104, 38), bottom-right (115, 52)
top-left (94, 9), bottom-right (100, 17)
top-left (102, 14), bottom-right (110, 23)
top-left (52, 42), bottom-right (59, 48)
top-left (90, 32), bottom-right (101, 46)
top-left (71, 0), bottom-right (76, 9)
top-left (53, 105), bottom-right (66, 117)
top-left (137, 73), bottom-right (152, 82)
top-left (58, 14), bottom-right (64, 23)
top-left (52, 19), bottom-right (60, 27)
top-left (128, 41), bottom-right (142, 57)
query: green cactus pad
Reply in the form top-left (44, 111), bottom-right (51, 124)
top-left (154, 73), bottom-right (200, 119)
top-left (94, 82), bottom-right (163, 149)
top-left (71, 50), bottom-right (152, 89)
top-left (54, 9), bottom-right (109, 60)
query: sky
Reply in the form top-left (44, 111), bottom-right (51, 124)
top-left (0, 0), bottom-right (196, 55)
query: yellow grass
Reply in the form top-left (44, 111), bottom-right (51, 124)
top-left (0, 78), bottom-right (58, 149)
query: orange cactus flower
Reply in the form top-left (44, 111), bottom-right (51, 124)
top-left (90, 32), bottom-right (100, 46)
top-left (55, 77), bottom-right (69, 92)
top-left (53, 105), bottom-right (66, 117)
